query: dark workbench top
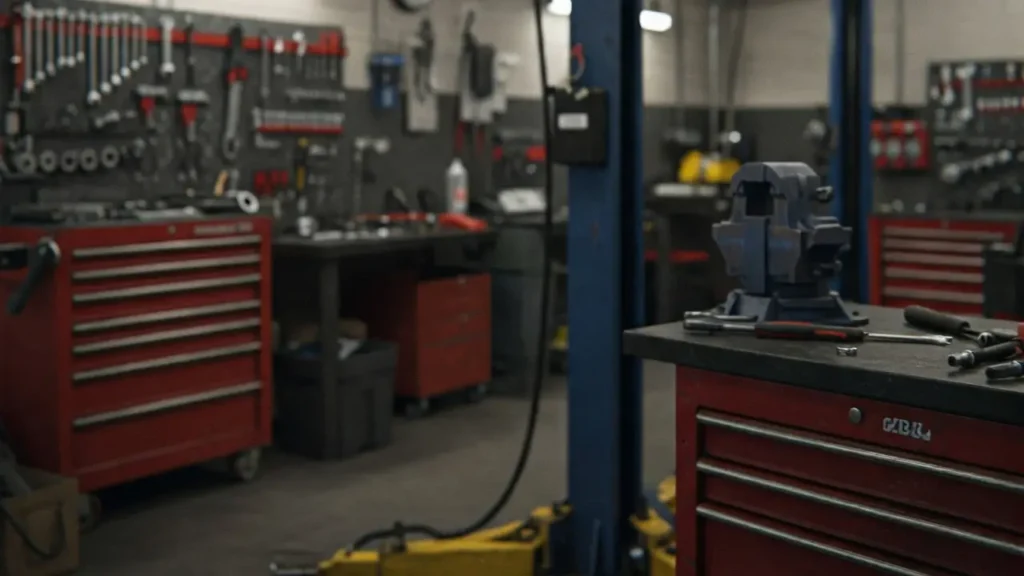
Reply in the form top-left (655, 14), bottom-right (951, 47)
top-left (273, 228), bottom-right (495, 260)
top-left (624, 305), bottom-right (1024, 427)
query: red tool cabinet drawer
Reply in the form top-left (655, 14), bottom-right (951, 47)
top-left (676, 367), bottom-right (1024, 575)
top-left (869, 217), bottom-right (1018, 315)
top-left (0, 218), bottom-right (273, 493)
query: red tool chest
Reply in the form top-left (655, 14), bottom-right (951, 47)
top-left (0, 217), bottom-right (273, 493)
top-left (868, 215), bottom-right (1019, 316)
top-left (676, 367), bottom-right (1024, 575)
top-left (362, 272), bottom-right (491, 400)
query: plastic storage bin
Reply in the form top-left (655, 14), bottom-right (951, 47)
top-left (275, 340), bottom-right (397, 460)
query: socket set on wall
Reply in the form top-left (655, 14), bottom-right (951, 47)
top-left (0, 0), bottom-right (347, 215)
top-left (926, 59), bottom-right (1024, 212)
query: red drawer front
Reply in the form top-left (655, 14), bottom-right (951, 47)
top-left (416, 337), bottom-right (491, 397)
top-left (699, 505), bottom-right (960, 576)
top-left (869, 217), bottom-right (1018, 315)
top-left (677, 367), bottom-right (1024, 574)
top-left (416, 273), bottom-right (491, 319)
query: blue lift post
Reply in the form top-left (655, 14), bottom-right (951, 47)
top-left (565, 0), bottom-right (646, 574)
top-left (829, 0), bottom-right (873, 300)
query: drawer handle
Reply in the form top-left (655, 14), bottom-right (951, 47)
top-left (698, 460), bottom-right (1024, 556)
top-left (72, 273), bottom-right (262, 304)
top-left (72, 254), bottom-right (261, 281)
top-left (73, 235), bottom-right (261, 259)
top-left (697, 505), bottom-right (932, 576)
top-left (697, 412), bottom-right (1024, 494)
top-left (882, 239), bottom-right (985, 254)
top-left (73, 381), bottom-right (262, 429)
top-left (73, 342), bottom-right (261, 383)
top-left (73, 300), bottom-right (262, 334)
top-left (883, 227), bottom-right (1005, 242)
top-left (882, 287), bottom-right (983, 305)
top-left (883, 268), bottom-right (983, 284)
top-left (882, 252), bottom-right (984, 267)
top-left (73, 318), bottom-right (261, 355)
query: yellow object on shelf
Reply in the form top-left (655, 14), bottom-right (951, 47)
top-left (550, 325), bottom-right (568, 352)
top-left (678, 150), bottom-right (740, 185)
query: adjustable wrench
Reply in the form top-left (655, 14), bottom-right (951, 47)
top-left (109, 13), bottom-right (121, 87)
top-left (21, 3), bottom-right (35, 95)
top-left (55, 8), bottom-right (67, 68)
top-left (159, 15), bottom-right (174, 78)
top-left (118, 13), bottom-right (131, 81)
top-left (75, 10), bottom-right (87, 64)
top-left (135, 15), bottom-right (148, 68)
top-left (221, 24), bottom-right (247, 162)
top-left (97, 12), bottom-right (109, 93)
top-left (33, 9), bottom-right (44, 83)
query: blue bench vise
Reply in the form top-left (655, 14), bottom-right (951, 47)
top-left (712, 161), bottom-right (868, 326)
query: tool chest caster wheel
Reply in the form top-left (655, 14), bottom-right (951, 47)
top-left (78, 493), bottom-right (102, 533)
top-left (227, 448), bottom-right (262, 483)
top-left (466, 383), bottom-right (488, 403)
top-left (404, 399), bottom-right (430, 419)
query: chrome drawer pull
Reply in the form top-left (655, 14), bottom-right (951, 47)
top-left (882, 239), bottom-right (985, 254)
top-left (72, 254), bottom-right (261, 281)
top-left (73, 300), bottom-right (261, 334)
top-left (73, 318), bottom-right (261, 355)
top-left (883, 268), bottom-right (983, 284)
top-left (882, 287), bottom-right (983, 305)
top-left (697, 505), bottom-right (931, 576)
top-left (73, 235), bottom-right (261, 259)
top-left (698, 461), bottom-right (1024, 556)
top-left (73, 381), bottom-right (262, 428)
top-left (697, 412), bottom-right (1024, 494)
top-left (883, 227), bottom-right (1005, 242)
top-left (72, 273), bottom-right (261, 304)
top-left (72, 342), bottom-right (261, 383)
top-left (882, 252), bottom-right (984, 267)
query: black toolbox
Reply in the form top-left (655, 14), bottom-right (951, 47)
top-left (275, 341), bottom-right (397, 460)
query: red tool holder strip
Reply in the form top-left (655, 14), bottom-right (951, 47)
top-left (256, 126), bottom-right (344, 135)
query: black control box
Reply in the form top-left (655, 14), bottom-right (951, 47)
top-left (550, 88), bottom-right (608, 166)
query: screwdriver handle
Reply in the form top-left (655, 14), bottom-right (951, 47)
top-left (904, 305), bottom-right (970, 336)
top-left (948, 340), bottom-right (1020, 368)
top-left (753, 322), bottom-right (866, 342)
top-left (985, 360), bottom-right (1024, 380)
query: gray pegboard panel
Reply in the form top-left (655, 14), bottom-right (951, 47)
top-left (4, 0), bottom-right (346, 212)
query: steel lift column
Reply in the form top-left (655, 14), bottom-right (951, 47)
top-left (566, 0), bottom-right (645, 574)
top-left (829, 0), bottom-right (873, 300)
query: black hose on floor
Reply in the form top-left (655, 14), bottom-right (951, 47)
top-left (349, 0), bottom-right (556, 549)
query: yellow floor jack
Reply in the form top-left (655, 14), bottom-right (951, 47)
top-left (294, 477), bottom-right (676, 576)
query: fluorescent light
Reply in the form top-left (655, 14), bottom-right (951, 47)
top-left (639, 9), bottom-right (673, 32)
top-left (547, 0), bottom-right (572, 16)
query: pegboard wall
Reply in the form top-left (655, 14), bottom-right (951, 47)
top-left (0, 0), bottom-right (349, 214)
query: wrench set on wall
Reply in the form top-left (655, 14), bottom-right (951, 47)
top-left (1, 0), bottom-right (347, 213)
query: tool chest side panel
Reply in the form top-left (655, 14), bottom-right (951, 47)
top-left (676, 366), bottom-right (1024, 575)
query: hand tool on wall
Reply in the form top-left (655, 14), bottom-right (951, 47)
top-left (351, 137), bottom-right (390, 218)
top-left (292, 31), bottom-right (306, 77)
top-left (75, 10), bottom-right (87, 65)
top-left (32, 8), bottom-right (44, 85)
top-left (294, 138), bottom-right (309, 194)
top-left (221, 24), bottom-right (247, 163)
top-left (86, 11), bottom-right (100, 105)
top-left (118, 13), bottom-right (131, 82)
top-left (285, 88), bottom-right (345, 104)
top-left (683, 319), bottom-right (954, 346)
top-left (109, 13), bottom-right (122, 88)
top-left (55, 7), bottom-right (66, 69)
top-left (135, 84), bottom-right (168, 131)
top-left (98, 13), bottom-right (110, 94)
top-left (259, 30), bottom-right (271, 106)
top-left (134, 14), bottom-right (146, 68)
top-left (272, 36), bottom-right (287, 76)
top-left (159, 15), bottom-right (174, 79)
top-left (42, 9), bottom-right (54, 78)
top-left (18, 3), bottom-right (34, 96)
top-left (903, 305), bottom-right (1016, 347)
top-left (176, 16), bottom-right (208, 188)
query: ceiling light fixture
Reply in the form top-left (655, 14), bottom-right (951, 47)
top-left (546, 0), bottom-right (572, 16)
top-left (640, 0), bottom-right (673, 32)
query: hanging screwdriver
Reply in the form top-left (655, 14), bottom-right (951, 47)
top-left (903, 305), bottom-right (1016, 347)
top-left (683, 319), bottom-right (953, 346)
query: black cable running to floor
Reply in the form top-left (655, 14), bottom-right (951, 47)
top-left (350, 0), bottom-right (556, 549)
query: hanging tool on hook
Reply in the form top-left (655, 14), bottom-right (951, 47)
top-left (176, 16), bottom-right (209, 189)
top-left (221, 24), bottom-right (247, 163)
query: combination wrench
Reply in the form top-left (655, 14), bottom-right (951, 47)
top-left (76, 10), bottom-right (87, 64)
top-left (119, 13), bottom-right (131, 81)
top-left (130, 14), bottom-right (141, 70)
top-left (98, 13), bottom-right (110, 95)
top-left (33, 9), bottom-right (44, 84)
top-left (159, 15), bottom-right (175, 78)
top-left (109, 13), bottom-right (121, 87)
top-left (21, 3), bottom-right (35, 94)
top-left (136, 15), bottom-right (148, 68)
top-left (86, 12), bottom-right (100, 105)
top-left (43, 9), bottom-right (55, 77)
top-left (55, 8), bottom-right (66, 68)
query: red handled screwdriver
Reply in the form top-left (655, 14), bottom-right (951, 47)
top-left (683, 319), bottom-right (953, 346)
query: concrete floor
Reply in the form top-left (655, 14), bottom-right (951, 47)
top-left (79, 361), bottom-right (675, 575)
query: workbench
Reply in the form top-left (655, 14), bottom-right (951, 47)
top-left (624, 304), bottom-right (1024, 575)
top-left (272, 229), bottom-right (496, 456)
